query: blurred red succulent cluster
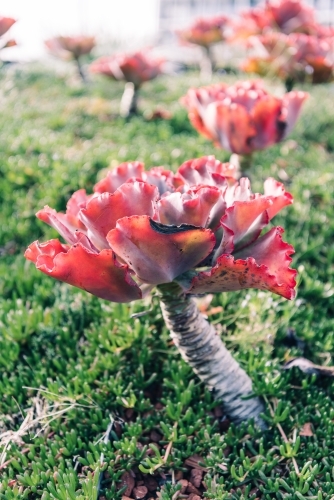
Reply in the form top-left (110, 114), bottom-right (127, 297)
top-left (242, 32), bottom-right (334, 85)
top-left (231, 0), bottom-right (327, 39)
top-left (231, 0), bottom-right (334, 87)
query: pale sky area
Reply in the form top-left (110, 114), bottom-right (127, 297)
top-left (1, 0), bottom-right (160, 60)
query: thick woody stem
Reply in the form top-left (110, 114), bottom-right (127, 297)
top-left (157, 282), bottom-right (266, 428)
top-left (120, 82), bottom-right (139, 118)
top-left (75, 57), bottom-right (86, 82)
top-left (200, 46), bottom-right (214, 80)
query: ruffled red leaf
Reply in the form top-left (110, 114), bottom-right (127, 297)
top-left (36, 206), bottom-right (96, 251)
top-left (251, 96), bottom-right (285, 150)
top-left (263, 178), bottom-right (293, 219)
top-left (234, 226), bottom-right (296, 289)
top-left (184, 227), bottom-right (296, 299)
top-left (65, 189), bottom-right (90, 229)
top-left (25, 240), bottom-right (141, 303)
top-left (215, 102), bottom-right (256, 154)
top-left (157, 186), bottom-right (223, 229)
top-left (107, 216), bottom-right (216, 285)
top-left (79, 181), bottom-right (158, 250)
top-left (94, 161), bottom-right (144, 194)
top-left (219, 197), bottom-right (272, 253)
top-left (177, 155), bottom-right (237, 186)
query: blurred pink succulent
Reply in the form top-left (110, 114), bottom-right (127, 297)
top-left (176, 15), bottom-right (231, 78)
top-left (45, 36), bottom-right (95, 59)
top-left (242, 32), bottom-right (334, 85)
top-left (176, 15), bottom-right (230, 48)
top-left (45, 35), bottom-right (95, 81)
top-left (25, 156), bottom-right (296, 302)
top-left (90, 51), bottom-right (164, 116)
top-left (181, 80), bottom-right (308, 155)
top-left (231, 0), bottom-right (321, 39)
top-left (0, 16), bottom-right (16, 37)
top-left (90, 51), bottom-right (163, 88)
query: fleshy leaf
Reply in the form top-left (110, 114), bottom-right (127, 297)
top-left (107, 216), bottom-right (216, 285)
top-left (220, 197), bottom-right (272, 251)
top-left (234, 226), bottom-right (296, 289)
top-left (251, 96), bottom-right (285, 150)
top-left (177, 155), bottom-right (236, 186)
top-left (263, 177), bottom-right (293, 219)
top-left (36, 206), bottom-right (96, 251)
top-left (157, 186), bottom-right (222, 228)
top-left (25, 240), bottom-right (142, 303)
top-left (79, 181), bottom-right (158, 250)
top-left (184, 227), bottom-right (296, 299)
top-left (66, 189), bottom-right (91, 229)
top-left (215, 102), bottom-right (256, 154)
top-left (94, 161), bottom-right (144, 194)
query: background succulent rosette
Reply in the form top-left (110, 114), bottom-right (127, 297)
top-left (181, 80), bottom-right (308, 156)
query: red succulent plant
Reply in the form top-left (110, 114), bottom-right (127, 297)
top-left (176, 15), bottom-right (231, 78)
top-left (25, 156), bottom-right (295, 302)
top-left (90, 51), bottom-right (163, 88)
top-left (242, 32), bottom-right (334, 87)
top-left (45, 36), bottom-right (95, 59)
top-left (231, 0), bottom-right (321, 39)
top-left (90, 51), bottom-right (163, 116)
top-left (181, 80), bottom-right (308, 158)
top-left (176, 15), bottom-right (230, 48)
top-left (25, 156), bottom-right (296, 425)
top-left (45, 36), bottom-right (95, 81)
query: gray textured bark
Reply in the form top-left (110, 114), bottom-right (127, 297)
top-left (157, 282), bottom-right (266, 428)
top-left (120, 82), bottom-right (139, 117)
top-left (200, 46), bottom-right (214, 80)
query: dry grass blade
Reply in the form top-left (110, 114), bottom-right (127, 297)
top-left (0, 388), bottom-right (96, 468)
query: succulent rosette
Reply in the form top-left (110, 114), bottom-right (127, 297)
top-left (45, 36), bottom-right (95, 81)
top-left (176, 15), bottom-right (231, 78)
top-left (181, 80), bottom-right (308, 156)
top-left (45, 36), bottom-right (96, 59)
top-left (90, 51), bottom-right (164, 117)
top-left (242, 33), bottom-right (334, 86)
top-left (231, 0), bottom-right (321, 39)
top-left (176, 15), bottom-right (230, 48)
top-left (90, 51), bottom-right (163, 88)
top-left (25, 156), bottom-right (296, 304)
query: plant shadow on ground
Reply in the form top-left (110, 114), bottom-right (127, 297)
top-left (0, 65), bottom-right (333, 499)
